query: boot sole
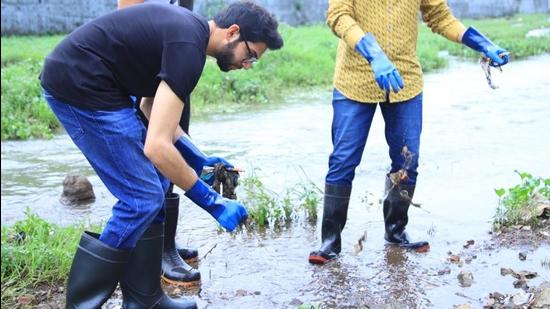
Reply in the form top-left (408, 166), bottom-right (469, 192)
top-left (308, 255), bottom-right (332, 265)
top-left (161, 275), bottom-right (201, 287)
top-left (386, 241), bottom-right (430, 253)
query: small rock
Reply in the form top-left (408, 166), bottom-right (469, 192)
top-left (438, 267), bottom-right (451, 275)
top-left (17, 295), bottom-right (34, 305)
top-left (58, 286), bottom-right (64, 293)
top-left (253, 291), bottom-right (261, 295)
top-left (450, 255), bottom-right (461, 263)
top-left (511, 291), bottom-right (533, 306)
top-left (457, 271), bottom-right (474, 287)
top-left (453, 303), bottom-right (471, 309)
top-left (519, 252), bottom-right (527, 261)
top-left (61, 173), bottom-right (95, 205)
top-left (501, 267), bottom-right (514, 276)
top-left (465, 256), bottom-right (473, 264)
top-left (463, 240), bottom-right (475, 249)
top-left (289, 298), bottom-right (303, 306)
top-left (235, 289), bottom-right (247, 297)
top-left (532, 282), bottom-right (550, 308)
top-left (513, 279), bottom-right (529, 290)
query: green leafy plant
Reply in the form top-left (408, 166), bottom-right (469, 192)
top-left (239, 171), bottom-right (322, 230)
top-left (494, 171), bottom-right (550, 229)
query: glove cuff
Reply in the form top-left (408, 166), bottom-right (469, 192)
top-left (174, 135), bottom-right (207, 175)
top-left (185, 178), bottom-right (223, 218)
top-left (462, 26), bottom-right (494, 53)
top-left (355, 33), bottom-right (385, 63)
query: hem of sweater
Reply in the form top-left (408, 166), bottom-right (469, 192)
top-left (333, 83), bottom-right (423, 104)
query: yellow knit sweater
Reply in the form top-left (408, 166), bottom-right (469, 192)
top-left (327, 0), bottom-right (466, 103)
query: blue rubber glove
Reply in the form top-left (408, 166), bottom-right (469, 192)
top-left (355, 33), bottom-right (404, 94)
top-left (185, 178), bottom-right (248, 232)
top-left (462, 26), bottom-right (509, 67)
top-left (174, 135), bottom-right (233, 181)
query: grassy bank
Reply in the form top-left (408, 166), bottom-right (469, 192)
top-left (1, 212), bottom-right (100, 306)
top-left (2, 14), bottom-right (549, 140)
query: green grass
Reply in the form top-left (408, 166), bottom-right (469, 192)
top-left (1, 211), bottom-right (100, 307)
top-left (1, 14), bottom-right (549, 140)
top-left (239, 171), bottom-right (322, 230)
top-left (494, 171), bottom-right (550, 229)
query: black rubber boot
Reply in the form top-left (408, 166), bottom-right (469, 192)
top-left (177, 247), bottom-right (198, 264)
top-left (162, 193), bottom-right (201, 286)
top-left (383, 176), bottom-right (429, 252)
top-left (308, 183), bottom-right (352, 265)
top-left (66, 231), bottom-right (130, 308)
top-left (121, 224), bottom-right (197, 309)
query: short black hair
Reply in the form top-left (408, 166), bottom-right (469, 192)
top-left (214, 1), bottom-right (283, 50)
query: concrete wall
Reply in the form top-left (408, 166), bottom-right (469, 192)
top-left (2, 0), bottom-right (549, 35)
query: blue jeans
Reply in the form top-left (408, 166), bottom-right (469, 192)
top-left (326, 89), bottom-right (422, 186)
top-left (44, 90), bottom-right (170, 249)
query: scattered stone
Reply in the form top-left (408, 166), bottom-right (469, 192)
top-left (463, 240), bottom-right (475, 249)
top-left (465, 256), bottom-right (473, 264)
top-left (253, 291), bottom-right (261, 295)
top-left (513, 279), bottom-right (529, 290)
top-left (450, 255), bottom-right (461, 264)
top-left (438, 267), bottom-right (451, 275)
top-left (17, 295), bottom-right (34, 305)
top-left (235, 289), bottom-right (248, 297)
top-left (61, 173), bottom-right (95, 205)
top-left (532, 282), bottom-right (550, 309)
top-left (457, 271), bottom-right (473, 287)
top-left (289, 298), bottom-right (303, 306)
top-left (501, 267), bottom-right (514, 276)
top-left (511, 291), bottom-right (532, 305)
top-left (519, 252), bottom-right (527, 261)
top-left (453, 303), bottom-right (471, 309)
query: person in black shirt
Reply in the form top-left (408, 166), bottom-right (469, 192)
top-left (118, 0), bottom-right (203, 289)
top-left (40, 2), bottom-right (283, 308)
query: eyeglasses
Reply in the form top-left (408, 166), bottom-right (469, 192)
top-left (241, 34), bottom-right (258, 66)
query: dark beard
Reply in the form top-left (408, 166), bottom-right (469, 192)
top-left (216, 40), bottom-right (239, 72)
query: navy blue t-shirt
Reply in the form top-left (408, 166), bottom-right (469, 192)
top-left (40, 3), bottom-right (209, 110)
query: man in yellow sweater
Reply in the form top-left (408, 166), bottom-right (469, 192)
top-left (309, 0), bottom-right (509, 265)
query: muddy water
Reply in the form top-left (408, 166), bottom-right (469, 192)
top-left (2, 56), bottom-right (550, 308)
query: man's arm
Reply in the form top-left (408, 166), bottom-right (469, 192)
top-left (140, 97), bottom-right (185, 142)
top-left (143, 81), bottom-right (197, 190)
top-left (118, 0), bottom-right (144, 9)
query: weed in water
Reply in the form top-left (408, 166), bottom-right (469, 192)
top-left (239, 171), bottom-right (321, 230)
top-left (493, 171), bottom-right (550, 230)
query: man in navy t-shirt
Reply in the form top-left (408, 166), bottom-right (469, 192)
top-left (116, 0), bottom-right (203, 290)
top-left (40, 2), bottom-right (283, 308)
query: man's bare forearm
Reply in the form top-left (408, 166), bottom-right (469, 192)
top-left (140, 97), bottom-right (186, 142)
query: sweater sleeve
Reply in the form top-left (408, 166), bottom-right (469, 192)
top-left (326, 0), bottom-right (364, 48)
top-left (420, 0), bottom-right (466, 43)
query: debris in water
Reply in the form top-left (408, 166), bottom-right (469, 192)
top-left (463, 240), bottom-right (475, 249)
top-left (352, 231), bottom-right (368, 255)
top-left (519, 251), bottom-right (527, 261)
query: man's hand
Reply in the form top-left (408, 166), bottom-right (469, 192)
top-left (185, 178), bottom-right (247, 231)
top-left (462, 26), bottom-right (509, 67)
top-left (356, 33), bottom-right (404, 94)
